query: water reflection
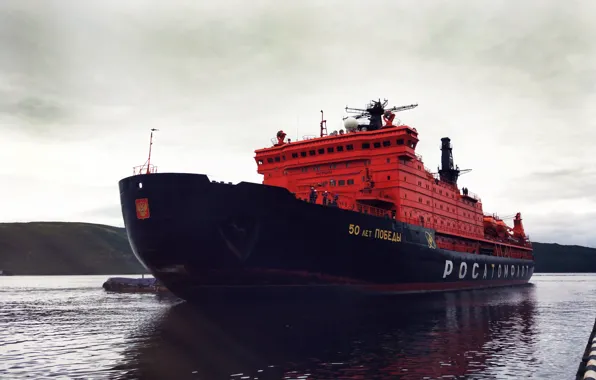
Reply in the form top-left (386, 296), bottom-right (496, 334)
top-left (113, 285), bottom-right (537, 379)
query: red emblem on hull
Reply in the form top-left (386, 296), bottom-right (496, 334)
top-left (135, 198), bottom-right (150, 220)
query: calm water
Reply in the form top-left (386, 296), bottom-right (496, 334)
top-left (0, 274), bottom-right (593, 379)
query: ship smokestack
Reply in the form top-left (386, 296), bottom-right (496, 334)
top-left (438, 137), bottom-right (460, 185)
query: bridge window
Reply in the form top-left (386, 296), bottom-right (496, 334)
top-left (330, 163), bottom-right (336, 169)
top-left (346, 144), bottom-right (354, 151)
top-left (347, 179), bottom-right (354, 185)
top-left (397, 139), bottom-right (404, 145)
top-left (267, 158), bottom-right (273, 163)
top-left (258, 160), bottom-right (263, 165)
top-left (337, 146), bottom-right (344, 152)
top-left (291, 153), bottom-right (298, 158)
top-left (373, 142), bottom-right (381, 148)
top-left (338, 180), bottom-right (345, 186)
top-left (327, 147), bottom-right (334, 153)
top-left (300, 152), bottom-right (307, 157)
top-left (362, 143), bottom-right (370, 149)
top-left (318, 148), bottom-right (325, 154)
top-left (274, 156), bottom-right (280, 162)
top-left (330, 179), bottom-right (336, 186)
top-left (383, 140), bottom-right (391, 147)
top-left (309, 150), bottom-right (316, 156)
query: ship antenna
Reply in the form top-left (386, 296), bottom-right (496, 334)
top-left (320, 110), bottom-right (328, 138)
top-left (146, 128), bottom-right (159, 174)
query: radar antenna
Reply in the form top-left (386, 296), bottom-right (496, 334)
top-left (344, 98), bottom-right (418, 131)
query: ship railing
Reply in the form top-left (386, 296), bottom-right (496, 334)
top-left (133, 164), bottom-right (158, 175)
top-left (415, 153), bottom-right (424, 162)
top-left (356, 203), bottom-right (391, 218)
top-left (462, 190), bottom-right (481, 202)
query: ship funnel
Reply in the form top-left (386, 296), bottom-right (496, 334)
top-left (438, 137), bottom-right (460, 185)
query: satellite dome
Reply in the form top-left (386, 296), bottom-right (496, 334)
top-left (344, 117), bottom-right (359, 131)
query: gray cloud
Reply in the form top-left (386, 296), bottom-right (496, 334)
top-left (1, 0), bottom-right (595, 246)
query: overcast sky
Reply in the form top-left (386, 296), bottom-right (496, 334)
top-left (1, 0), bottom-right (595, 246)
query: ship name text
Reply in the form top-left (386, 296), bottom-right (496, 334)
top-left (348, 224), bottom-right (401, 243)
top-left (442, 259), bottom-right (533, 280)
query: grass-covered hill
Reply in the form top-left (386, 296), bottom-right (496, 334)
top-left (0, 222), bottom-right (145, 275)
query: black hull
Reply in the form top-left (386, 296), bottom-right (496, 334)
top-left (119, 173), bottom-right (534, 302)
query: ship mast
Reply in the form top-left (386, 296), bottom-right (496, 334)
top-left (320, 110), bottom-right (327, 138)
top-left (146, 128), bottom-right (158, 174)
top-left (133, 128), bottom-right (159, 175)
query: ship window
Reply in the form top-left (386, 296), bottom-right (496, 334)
top-left (362, 143), bottom-right (370, 149)
top-left (301, 168), bottom-right (307, 172)
top-left (347, 179), bottom-right (354, 185)
top-left (397, 139), bottom-right (404, 145)
top-left (346, 144), bottom-right (354, 151)
top-left (418, 181), bottom-right (421, 186)
top-left (337, 146), bottom-right (344, 152)
top-left (383, 140), bottom-right (391, 147)
top-left (258, 160), bottom-right (263, 165)
top-left (318, 148), bottom-right (325, 154)
top-left (345, 162), bottom-right (349, 168)
top-left (309, 150), bottom-right (316, 156)
top-left (267, 158), bottom-right (273, 163)
top-left (291, 153), bottom-right (298, 158)
top-left (330, 163), bottom-right (336, 169)
top-left (330, 179), bottom-right (336, 186)
top-left (327, 147), bottom-right (334, 153)
top-left (338, 180), bottom-right (345, 186)
top-left (387, 176), bottom-right (391, 180)
top-left (418, 197), bottom-right (422, 203)
top-left (386, 158), bottom-right (390, 163)
top-left (373, 142), bottom-right (381, 148)
top-left (282, 156), bottom-right (286, 160)
top-left (300, 152), bottom-right (307, 157)
top-left (275, 156), bottom-right (280, 162)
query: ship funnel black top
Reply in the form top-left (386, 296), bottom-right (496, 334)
top-left (438, 137), bottom-right (460, 185)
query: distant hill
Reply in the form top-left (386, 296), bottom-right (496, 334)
top-left (533, 242), bottom-right (596, 273)
top-left (0, 222), bottom-right (594, 275)
top-left (0, 222), bottom-right (145, 275)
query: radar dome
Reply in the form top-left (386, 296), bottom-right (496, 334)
top-left (344, 117), bottom-right (359, 131)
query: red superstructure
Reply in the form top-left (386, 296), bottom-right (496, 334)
top-left (254, 99), bottom-right (532, 260)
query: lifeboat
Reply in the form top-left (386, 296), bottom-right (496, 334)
top-left (495, 219), bottom-right (510, 238)
top-left (483, 216), bottom-right (497, 235)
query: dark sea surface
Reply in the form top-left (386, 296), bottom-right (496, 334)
top-left (0, 274), bottom-right (593, 379)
